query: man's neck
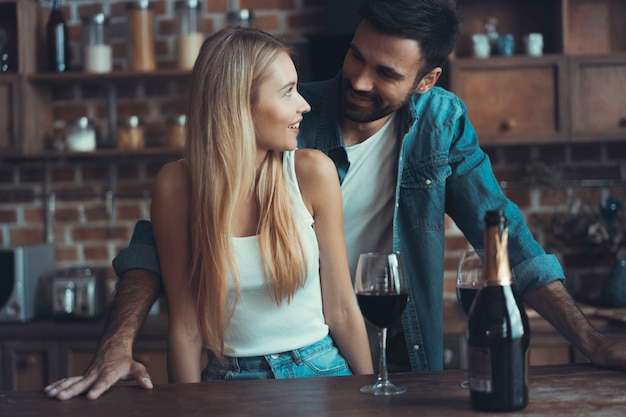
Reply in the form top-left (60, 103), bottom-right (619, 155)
top-left (341, 114), bottom-right (394, 147)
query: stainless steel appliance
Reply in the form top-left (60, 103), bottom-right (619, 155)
top-left (51, 267), bottom-right (107, 319)
top-left (0, 243), bottom-right (56, 322)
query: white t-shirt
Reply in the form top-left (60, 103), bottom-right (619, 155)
top-left (342, 115), bottom-right (398, 280)
top-left (224, 150), bottom-right (328, 357)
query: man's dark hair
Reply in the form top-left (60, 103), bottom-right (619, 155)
top-left (358, 0), bottom-right (462, 75)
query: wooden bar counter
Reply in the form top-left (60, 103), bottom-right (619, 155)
top-left (2, 364), bottom-right (625, 416)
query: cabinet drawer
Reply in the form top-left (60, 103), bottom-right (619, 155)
top-left (3, 341), bottom-right (59, 391)
top-left (450, 56), bottom-right (568, 145)
top-left (570, 55), bottom-right (626, 141)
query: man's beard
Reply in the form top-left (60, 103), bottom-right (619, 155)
top-left (339, 79), bottom-right (414, 123)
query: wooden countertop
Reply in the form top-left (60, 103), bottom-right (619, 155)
top-left (2, 364), bottom-right (625, 416)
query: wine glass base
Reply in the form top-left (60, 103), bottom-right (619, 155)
top-left (360, 381), bottom-right (407, 396)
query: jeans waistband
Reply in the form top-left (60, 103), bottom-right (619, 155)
top-left (208, 334), bottom-right (333, 369)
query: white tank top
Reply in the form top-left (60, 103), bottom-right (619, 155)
top-left (342, 115), bottom-right (398, 280)
top-left (224, 150), bottom-right (328, 357)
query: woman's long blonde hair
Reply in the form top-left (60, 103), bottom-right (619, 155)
top-left (185, 27), bottom-right (307, 357)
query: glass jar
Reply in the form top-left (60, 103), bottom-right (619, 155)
top-left (126, 0), bottom-right (156, 71)
top-left (166, 114), bottom-right (186, 148)
top-left (175, 0), bottom-right (204, 70)
top-left (66, 117), bottom-right (97, 152)
top-left (226, 0), bottom-right (253, 27)
top-left (117, 116), bottom-right (145, 149)
top-left (82, 13), bottom-right (112, 73)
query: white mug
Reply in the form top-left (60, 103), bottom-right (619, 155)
top-left (472, 34), bottom-right (490, 58)
top-left (524, 33), bottom-right (543, 56)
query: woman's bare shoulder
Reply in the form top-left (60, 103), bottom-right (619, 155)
top-left (154, 159), bottom-right (190, 198)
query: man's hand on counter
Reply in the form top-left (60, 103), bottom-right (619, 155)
top-left (589, 336), bottom-right (626, 371)
top-left (44, 342), bottom-right (154, 400)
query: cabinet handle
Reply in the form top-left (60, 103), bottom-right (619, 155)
top-left (499, 119), bottom-right (517, 132)
top-left (19, 355), bottom-right (38, 368)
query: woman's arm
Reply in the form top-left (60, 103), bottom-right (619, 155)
top-left (151, 161), bottom-right (203, 383)
top-left (295, 149), bottom-right (374, 375)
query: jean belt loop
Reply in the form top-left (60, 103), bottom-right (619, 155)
top-left (291, 348), bottom-right (304, 365)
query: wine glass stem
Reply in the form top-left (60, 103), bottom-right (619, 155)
top-left (377, 327), bottom-right (389, 384)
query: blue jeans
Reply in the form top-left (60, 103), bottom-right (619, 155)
top-left (201, 335), bottom-right (352, 381)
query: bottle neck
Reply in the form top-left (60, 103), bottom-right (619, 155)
top-left (483, 226), bottom-right (513, 286)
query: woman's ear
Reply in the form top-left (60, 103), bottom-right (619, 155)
top-left (415, 67), bottom-right (443, 93)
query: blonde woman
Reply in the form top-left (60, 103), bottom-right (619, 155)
top-left (151, 27), bottom-right (372, 382)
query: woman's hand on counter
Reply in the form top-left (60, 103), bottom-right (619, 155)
top-left (44, 347), bottom-right (154, 400)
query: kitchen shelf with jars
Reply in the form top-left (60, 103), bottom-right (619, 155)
top-left (0, 0), bottom-right (203, 159)
top-left (450, 0), bottom-right (626, 146)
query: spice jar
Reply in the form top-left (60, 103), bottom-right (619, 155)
top-left (82, 13), bottom-right (112, 73)
top-left (175, 0), bottom-right (204, 70)
top-left (126, 0), bottom-right (156, 71)
top-left (117, 116), bottom-right (145, 149)
top-left (167, 114), bottom-right (186, 148)
top-left (66, 117), bottom-right (97, 151)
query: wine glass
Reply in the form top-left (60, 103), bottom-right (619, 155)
top-left (355, 252), bottom-right (409, 396)
top-left (456, 249), bottom-right (484, 388)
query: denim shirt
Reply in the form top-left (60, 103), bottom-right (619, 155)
top-left (114, 75), bottom-right (565, 372)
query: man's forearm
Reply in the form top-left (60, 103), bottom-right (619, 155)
top-left (96, 269), bottom-right (164, 355)
top-left (522, 280), bottom-right (603, 359)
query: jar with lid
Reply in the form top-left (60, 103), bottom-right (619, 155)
top-left (126, 0), bottom-right (156, 71)
top-left (167, 114), bottom-right (186, 148)
top-left (66, 117), bottom-right (97, 152)
top-left (117, 116), bottom-right (145, 149)
top-left (82, 13), bottom-right (112, 73)
top-left (175, 0), bottom-right (204, 70)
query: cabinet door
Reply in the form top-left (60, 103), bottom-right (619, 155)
top-left (569, 55), bottom-right (626, 141)
top-left (2, 340), bottom-right (59, 391)
top-left (58, 340), bottom-right (99, 377)
top-left (450, 55), bottom-right (568, 145)
top-left (0, 77), bottom-right (18, 154)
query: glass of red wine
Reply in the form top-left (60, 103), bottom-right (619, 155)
top-left (355, 252), bottom-right (409, 396)
top-left (456, 249), bottom-right (484, 388)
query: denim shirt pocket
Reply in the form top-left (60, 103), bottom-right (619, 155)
top-left (399, 153), bottom-right (451, 232)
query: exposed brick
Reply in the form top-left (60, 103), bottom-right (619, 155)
top-left (77, 3), bottom-right (104, 20)
top-left (0, 188), bottom-right (36, 204)
top-left (56, 245), bottom-right (79, 262)
top-left (84, 245), bottom-right (110, 261)
top-left (562, 165), bottom-right (621, 181)
top-left (85, 204), bottom-right (110, 221)
top-left (19, 166), bottom-right (45, 183)
top-left (0, 166), bottom-right (14, 183)
top-left (54, 207), bottom-right (81, 222)
top-left (538, 187), bottom-right (568, 207)
top-left (117, 163), bottom-right (141, 180)
top-left (9, 227), bottom-right (45, 246)
top-left (444, 235), bottom-right (471, 251)
top-left (500, 145), bottom-right (533, 165)
top-left (155, 39), bottom-right (169, 56)
top-left (51, 85), bottom-right (77, 101)
top-left (23, 208), bottom-right (44, 223)
top-left (79, 84), bottom-right (107, 100)
top-left (535, 144), bottom-right (568, 165)
top-left (503, 189), bottom-right (531, 209)
top-left (52, 104), bottom-right (89, 122)
top-left (82, 162), bottom-right (111, 182)
top-left (206, 0), bottom-right (227, 13)
top-left (52, 166), bottom-right (75, 182)
top-left (71, 225), bottom-right (129, 242)
top-left (117, 203), bottom-right (143, 220)
top-left (242, 0), bottom-right (294, 10)
top-left (253, 14), bottom-right (281, 31)
top-left (118, 102), bottom-right (151, 118)
top-left (570, 143), bottom-right (603, 162)
top-left (159, 19), bottom-right (176, 36)
top-left (145, 80), bottom-right (171, 97)
top-left (0, 209), bottom-right (17, 223)
top-left (287, 10), bottom-right (325, 29)
top-left (606, 142), bottom-right (626, 161)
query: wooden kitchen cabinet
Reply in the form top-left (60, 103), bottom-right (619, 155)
top-left (450, 0), bottom-right (626, 145)
top-left (450, 55), bottom-right (568, 145)
top-left (2, 340), bottom-right (59, 391)
top-left (569, 54), bottom-right (626, 142)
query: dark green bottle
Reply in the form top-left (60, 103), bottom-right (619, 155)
top-left (467, 210), bottom-right (530, 412)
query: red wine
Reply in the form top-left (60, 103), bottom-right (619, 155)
top-left (356, 292), bottom-right (408, 328)
top-left (467, 210), bottom-right (530, 412)
top-left (456, 285), bottom-right (479, 315)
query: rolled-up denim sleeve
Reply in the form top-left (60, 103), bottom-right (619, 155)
top-left (512, 254), bottom-right (564, 293)
top-left (112, 220), bottom-right (161, 278)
